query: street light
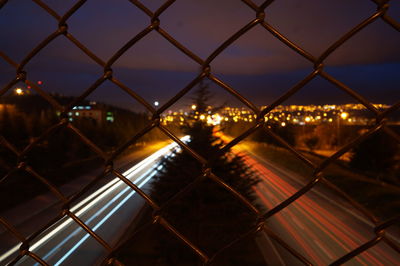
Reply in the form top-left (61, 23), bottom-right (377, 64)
top-left (15, 88), bottom-right (23, 95)
top-left (337, 112), bottom-right (349, 148)
top-left (340, 112), bottom-right (349, 120)
top-left (154, 101), bottom-right (159, 107)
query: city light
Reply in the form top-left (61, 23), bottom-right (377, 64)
top-left (158, 104), bottom-right (390, 127)
top-left (154, 101), bottom-right (159, 107)
top-left (15, 88), bottom-right (23, 95)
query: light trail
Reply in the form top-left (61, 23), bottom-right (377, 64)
top-left (243, 151), bottom-right (398, 265)
top-left (53, 166), bottom-right (162, 266)
top-left (0, 136), bottom-right (190, 265)
top-left (40, 165), bottom-right (160, 264)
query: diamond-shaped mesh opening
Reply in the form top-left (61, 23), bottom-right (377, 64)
top-left (156, 0), bottom-right (255, 59)
top-left (113, 30), bottom-right (199, 73)
top-left (156, 178), bottom-right (258, 255)
top-left (117, 221), bottom-right (202, 265)
top-left (324, 20), bottom-right (400, 67)
top-left (265, 0), bottom-right (376, 55)
top-left (0, 168), bottom-right (60, 217)
top-left (66, 1), bottom-right (149, 59)
top-left (21, 36), bottom-right (104, 100)
top-left (0, 1), bottom-right (56, 62)
top-left (212, 25), bottom-right (311, 76)
top-left (24, 125), bottom-right (103, 191)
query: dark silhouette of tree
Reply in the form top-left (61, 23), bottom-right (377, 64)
top-left (191, 80), bottom-right (211, 114)
top-left (305, 136), bottom-right (319, 151)
top-left (350, 131), bottom-right (399, 184)
top-left (149, 82), bottom-right (261, 265)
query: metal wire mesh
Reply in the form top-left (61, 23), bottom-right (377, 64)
top-left (0, 0), bottom-right (399, 265)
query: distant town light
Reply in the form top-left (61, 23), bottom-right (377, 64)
top-left (281, 122), bottom-right (286, 127)
top-left (191, 104), bottom-right (197, 110)
top-left (154, 101), bottom-right (159, 107)
top-left (340, 112), bottom-right (349, 119)
top-left (199, 114), bottom-right (205, 120)
top-left (37, 81), bottom-right (43, 85)
top-left (15, 88), bottom-right (23, 95)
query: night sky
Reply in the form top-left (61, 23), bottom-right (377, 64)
top-left (0, 0), bottom-right (399, 111)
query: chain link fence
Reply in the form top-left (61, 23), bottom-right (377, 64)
top-left (0, 0), bottom-right (399, 265)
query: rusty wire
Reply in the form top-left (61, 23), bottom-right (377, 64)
top-left (0, 0), bottom-right (399, 265)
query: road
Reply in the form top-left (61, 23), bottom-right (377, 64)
top-left (0, 137), bottom-right (188, 266)
top-left (239, 147), bottom-right (400, 265)
top-left (2, 137), bottom-right (399, 265)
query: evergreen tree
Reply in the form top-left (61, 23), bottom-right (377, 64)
top-left (350, 131), bottom-right (399, 184)
top-left (149, 82), bottom-right (261, 265)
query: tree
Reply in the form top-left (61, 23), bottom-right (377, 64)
top-left (305, 136), bottom-right (319, 151)
top-left (148, 82), bottom-right (261, 264)
top-left (350, 131), bottom-right (399, 184)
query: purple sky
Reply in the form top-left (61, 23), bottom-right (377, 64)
top-left (1, 0), bottom-right (399, 111)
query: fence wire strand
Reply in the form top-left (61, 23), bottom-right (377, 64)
top-left (0, 0), bottom-right (399, 265)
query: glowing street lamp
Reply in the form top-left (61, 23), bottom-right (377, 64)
top-left (154, 101), bottom-right (159, 107)
top-left (337, 112), bottom-right (349, 148)
top-left (15, 88), bottom-right (23, 95)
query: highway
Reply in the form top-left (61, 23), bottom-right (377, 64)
top-left (0, 137), bottom-right (189, 266)
top-left (239, 148), bottom-right (400, 265)
top-left (1, 136), bottom-right (399, 265)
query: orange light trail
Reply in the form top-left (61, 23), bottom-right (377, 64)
top-left (237, 149), bottom-right (395, 265)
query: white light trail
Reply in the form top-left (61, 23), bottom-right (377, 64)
top-left (0, 136), bottom-right (189, 264)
